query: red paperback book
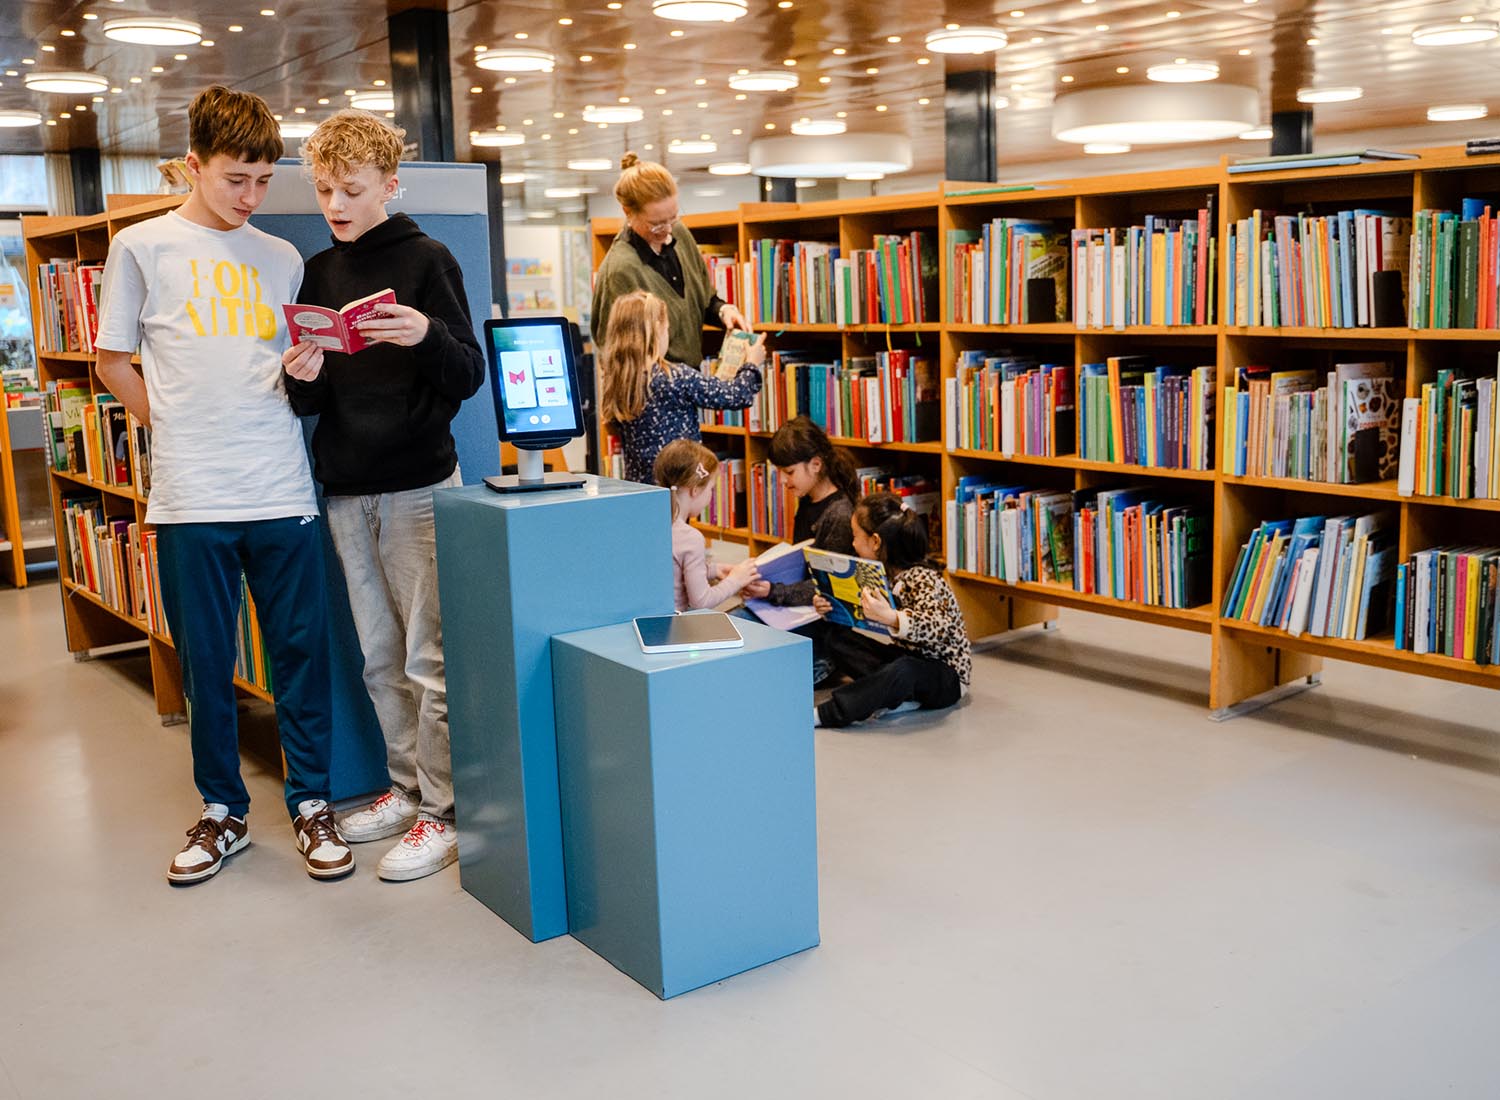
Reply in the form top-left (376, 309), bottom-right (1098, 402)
top-left (283, 288), bottom-right (397, 354)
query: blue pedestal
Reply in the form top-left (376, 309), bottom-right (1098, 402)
top-left (551, 619), bottom-right (820, 998)
top-left (435, 477), bottom-right (673, 942)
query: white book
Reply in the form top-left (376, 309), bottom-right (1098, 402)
top-left (1112, 242), bottom-right (1127, 331)
top-left (1397, 396), bottom-right (1420, 496)
top-left (1287, 547), bottom-right (1321, 635)
top-left (1325, 370), bottom-right (1339, 483)
top-left (1413, 549), bottom-right (1432, 654)
top-left (999, 506), bottom-right (1021, 582)
top-left (1309, 516), bottom-right (1347, 636)
top-left (943, 377), bottom-right (958, 451)
top-left (833, 257), bottom-right (849, 326)
top-left (1477, 379), bottom-right (1493, 500)
top-left (1000, 379), bottom-right (1017, 456)
top-left (944, 500), bottom-right (958, 572)
top-left (1089, 235), bottom-right (1106, 328)
top-left (1493, 355), bottom-right (1500, 496)
top-left (1355, 213), bottom-right (1370, 326)
top-left (865, 377), bottom-right (883, 443)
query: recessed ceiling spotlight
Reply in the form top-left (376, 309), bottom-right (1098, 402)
top-left (500, 172), bottom-right (527, 184)
top-left (349, 91), bottom-right (395, 111)
top-left (709, 161), bottom-right (752, 174)
top-left (581, 104), bottom-right (644, 123)
top-left (1428, 103), bottom-right (1488, 121)
top-left (728, 70), bottom-right (799, 92)
top-left (1412, 19), bottom-right (1499, 46)
top-left (0, 109), bottom-right (42, 127)
top-left (924, 26), bottom-right (1009, 54)
top-left (791, 118), bottom-right (845, 135)
top-left (832, 47), bottom-right (846, 55)
top-left (567, 157), bottom-right (614, 170)
top-left (668, 139), bottom-right (718, 153)
top-left (1147, 59), bottom-right (1219, 83)
top-left (1296, 85), bottom-right (1362, 103)
top-left (1238, 126), bottom-right (1273, 139)
top-left (103, 16), bottom-right (203, 43)
top-left (651, 0), bottom-right (748, 21)
top-left (475, 47), bottom-right (556, 72)
top-left (1083, 141), bottom-right (1130, 153)
top-left (23, 71), bottom-right (109, 94)
top-left (696, 187), bottom-right (725, 197)
top-left (470, 129), bottom-right (526, 146)
top-left (60, 29), bottom-right (75, 37)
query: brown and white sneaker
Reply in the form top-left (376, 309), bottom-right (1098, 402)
top-left (167, 805), bottom-right (249, 884)
top-left (293, 801), bottom-right (354, 880)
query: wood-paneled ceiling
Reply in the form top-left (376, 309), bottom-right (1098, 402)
top-left (3, 0), bottom-right (1499, 194)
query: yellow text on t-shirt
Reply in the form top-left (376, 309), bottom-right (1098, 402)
top-left (184, 259), bottom-right (278, 340)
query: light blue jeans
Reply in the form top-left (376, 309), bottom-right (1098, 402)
top-left (325, 469), bottom-right (461, 823)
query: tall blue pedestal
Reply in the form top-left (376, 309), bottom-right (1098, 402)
top-left (434, 478), bottom-right (673, 942)
top-left (551, 619), bottom-right (820, 998)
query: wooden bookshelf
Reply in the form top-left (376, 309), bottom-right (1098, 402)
top-left (591, 146), bottom-right (1500, 717)
top-left (24, 194), bottom-right (275, 719)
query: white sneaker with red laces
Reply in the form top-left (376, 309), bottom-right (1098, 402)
top-left (377, 818), bottom-right (458, 882)
top-left (339, 789), bottom-right (419, 843)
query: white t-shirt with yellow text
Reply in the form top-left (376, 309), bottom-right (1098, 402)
top-left (94, 210), bottom-right (318, 524)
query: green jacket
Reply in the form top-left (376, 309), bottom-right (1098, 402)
top-left (591, 223), bottom-right (716, 366)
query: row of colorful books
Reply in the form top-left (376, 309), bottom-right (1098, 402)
top-left (1410, 201), bottom-right (1500, 329)
top-left (1395, 547), bottom-right (1500, 662)
top-left (42, 381), bottom-right (153, 495)
top-left (749, 464), bottom-right (938, 549)
top-left (1398, 363), bottom-right (1500, 498)
top-left (34, 259), bottom-right (103, 354)
top-left (1221, 361), bottom-right (1399, 483)
top-left (701, 453), bottom-right (745, 529)
top-left (1225, 209), bottom-right (1409, 328)
top-left (944, 353), bottom-right (1073, 457)
top-left (703, 252), bottom-right (742, 310)
top-left (749, 349), bottom-right (940, 443)
top-left (1221, 513), bottom-right (1393, 641)
top-left (1079, 358), bottom-right (1216, 471)
top-left (742, 232), bottom-right (939, 325)
top-left (947, 218), bottom-right (1068, 325)
top-left (1070, 208), bottom-right (1218, 329)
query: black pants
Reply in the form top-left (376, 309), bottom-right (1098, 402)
top-left (817, 628), bottom-right (962, 728)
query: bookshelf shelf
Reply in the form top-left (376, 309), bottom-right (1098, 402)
top-left (37, 350), bottom-right (94, 363)
top-left (690, 520), bottom-right (751, 541)
top-left (698, 424), bottom-right (749, 437)
top-left (583, 145), bottom-right (1500, 717)
top-left (51, 468), bottom-right (143, 504)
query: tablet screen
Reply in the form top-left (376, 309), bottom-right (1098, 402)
top-left (484, 317), bottom-right (583, 441)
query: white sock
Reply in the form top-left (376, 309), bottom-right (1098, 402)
top-left (812, 704), bottom-right (823, 729)
top-left (297, 799), bottom-right (327, 819)
top-left (202, 803), bottom-right (229, 822)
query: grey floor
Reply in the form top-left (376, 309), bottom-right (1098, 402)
top-left (4, 579), bottom-right (1500, 1099)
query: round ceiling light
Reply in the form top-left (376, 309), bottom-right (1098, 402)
top-left (1052, 83), bottom-right (1258, 143)
top-left (581, 104), bottom-right (643, 123)
top-left (24, 71), bottom-right (109, 94)
top-left (500, 172), bottom-right (527, 184)
top-left (728, 70), bottom-right (799, 92)
top-left (1238, 126), bottom-right (1273, 140)
top-left (749, 132), bottom-right (913, 178)
top-left (1146, 59), bottom-right (1219, 83)
top-left (0, 108), bottom-right (42, 127)
top-left (102, 17), bottom-right (202, 45)
top-left (279, 121), bottom-right (316, 138)
top-left (1296, 85), bottom-right (1362, 103)
top-left (349, 90), bottom-right (395, 112)
top-left (567, 157), bottom-right (613, 170)
top-left (791, 118), bottom-right (846, 136)
top-left (924, 26), bottom-right (1009, 54)
top-left (668, 139), bottom-right (718, 153)
top-left (474, 47), bottom-right (556, 72)
top-left (708, 161), bottom-right (752, 175)
top-left (470, 129), bottom-right (525, 146)
top-left (651, 0), bottom-right (748, 21)
top-left (1428, 103), bottom-right (1489, 121)
top-left (1412, 20), bottom-right (1499, 46)
top-left (1083, 142), bottom-right (1131, 154)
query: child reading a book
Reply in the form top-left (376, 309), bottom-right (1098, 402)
top-left (601, 289), bottom-right (765, 484)
top-left (814, 492), bottom-right (971, 728)
top-left (281, 109), bottom-right (485, 883)
top-left (655, 439), bottom-right (761, 611)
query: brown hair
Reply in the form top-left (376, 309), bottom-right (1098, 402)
top-left (188, 84), bottom-right (283, 164)
top-left (769, 415), bottom-right (859, 502)
top-left (654, 439), bottom-right (718, 515)
top-left (301, 109), bottom-right (405, 179)
top-left (600, 289), bottom-right (670, 422)
top-left (615, 152), bottom-right (677, 216)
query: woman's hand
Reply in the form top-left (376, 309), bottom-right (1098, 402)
top-left (719, 303), bottom-right (749, 333)
top-left (355, 303), bottom-right (430, 347)
top-left (859, 586), bottom-right (899, 629)
top-left (282, 340), bottom-right (325, 381)
top-left (744, 333), bottom-right (768, 367)
top-left (741, 579), bottom-right (771, 599)
top-left (812, 593), bottom-right (833, 617)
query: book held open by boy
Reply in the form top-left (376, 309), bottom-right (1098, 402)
top-left (283, 288), bottom-right (397, 354)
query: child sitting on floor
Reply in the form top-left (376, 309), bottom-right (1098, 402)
top-left (655, 438), bottom-right (760, 612)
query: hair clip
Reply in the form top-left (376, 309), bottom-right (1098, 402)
top-left (695, 462), bottom-right (709, 481)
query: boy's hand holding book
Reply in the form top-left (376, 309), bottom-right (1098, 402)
top-left (354, 302), bottom-right (430, 348)
top-left (283, 338), bottom-right (325, 381)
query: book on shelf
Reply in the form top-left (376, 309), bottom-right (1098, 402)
top-left (741, 539), bottom-right (819, 631)
top-left (748, 460), bottom-right (796, 541)
top-left (944, 478), bottom-right (1073, 587)
top-left (742, 232), bottom-right (937, 325)
top-left (1079, 358), bottom-right (1215, 470)
top-left (701, 250), bottom-right (741, 310)
top-left (1394, 547), bottom-right (1500, 663)
top-left (1466, 138), bottom-right (1500, 157)
top-left (42, 379), bottom-right (91, 473)
top-left (234, 575), bottom-right (274, 693)
top-left (1227, 150), bottom-right (1418, 174)
top-left (945, 352), bottom-right (1074, 457)
top-left (282, 288), bottom-right (397, 354)
top-left (751, 348), bottom-right (939, 443)
top-left (1221, 512), bottom-right (1394, 640)
top-left (603, 433), bottom-right (625, 480)
top-left (1073, 487), bottom-right (1210, 609)
top-left (805, 547), bottom-right (894, 639)
top-left (1225, 208), bottom-right (1411, 327)
top-left (33, 259), bottom-right (103, 353)
top-left (1069, 203), bottom-right (1217, 328)
top-left (1220, 361), bottom-right (1399, 483)
top-left (1398, 358), bottom-right (1500, 498)
top-left (1409, 200), bottom-right (1500, 329)
top-left (947, 217), bottom-right (1069, 324)
top-left (701, 451), bottom-right (744, 529)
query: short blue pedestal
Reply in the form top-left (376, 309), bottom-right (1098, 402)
top-left (551, 619), bottom-right (820, 998)
top-left (435, 478), bottom-right (673, 942)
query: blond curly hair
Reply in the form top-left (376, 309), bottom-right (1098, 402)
top-left (301, 109), bottom-right (405, 179)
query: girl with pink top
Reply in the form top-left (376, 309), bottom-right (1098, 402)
top-left (654, 439), bottom-right (760, 611)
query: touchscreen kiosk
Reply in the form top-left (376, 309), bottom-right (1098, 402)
top-left (482, 316), bottom-right (587, 493)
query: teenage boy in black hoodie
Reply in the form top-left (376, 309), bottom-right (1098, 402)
top-left (282, 110), bottom-right (485, 882)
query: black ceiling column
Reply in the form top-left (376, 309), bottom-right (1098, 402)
top-left (762, 177), bottom-right (795, 202)
top-left (70, 148), bottom-right (103, 216)
top-left (388, 7), bottom-right (455, 163)
top-left (945, 68), bottom-right (998, 183)
top-left (1270, 109), bottom-right (1314, 156)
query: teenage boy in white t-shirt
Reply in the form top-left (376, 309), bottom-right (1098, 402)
top-left (95, 85), bottom-right (354, 885)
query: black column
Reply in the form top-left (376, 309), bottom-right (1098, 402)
top-left (1271, 109), bottom-right (1313, 156)
top-left (762, 177), bottom-right (795, 202)
top-left (945, 68), bottom-right (997, 183)
top-left (483, 160), bottom-right (509, 317)
top-left (388, 8), bottom-right (455, 162)
top-left (69, 147), bottom-right (102, 216)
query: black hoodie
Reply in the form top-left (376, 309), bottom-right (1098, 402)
top-left (284, 212), bottom-right (486, 495)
